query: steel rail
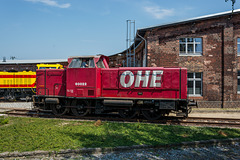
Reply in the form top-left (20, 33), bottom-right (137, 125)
top-left (2, 109), bottom-right (240, 128)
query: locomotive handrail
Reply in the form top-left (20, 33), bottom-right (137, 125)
top-left (53, 83), bottom-right (66, 95)
top-left (31, 87), bottom-right (36, 94)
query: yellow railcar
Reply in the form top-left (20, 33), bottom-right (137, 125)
top-left (0, 71), bottom-right (36, 88)
top-left (0, 64), bottom-right (63, 101)
top-left (0, 71), bottom-right (36, 101)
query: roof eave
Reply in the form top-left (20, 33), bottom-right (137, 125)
top-left (138, 9), bottom-right (240, 32)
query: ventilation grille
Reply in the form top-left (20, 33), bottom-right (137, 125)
top-left (88, 90), bottom-right (94, 96)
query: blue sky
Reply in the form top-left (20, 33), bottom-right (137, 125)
top-left (0, 0), bottom-right (237, 60)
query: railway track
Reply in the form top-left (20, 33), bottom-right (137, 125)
top-left (173, 117), bottom-right (240, 128)
top-left (1, 108), bottom-right (240, 128)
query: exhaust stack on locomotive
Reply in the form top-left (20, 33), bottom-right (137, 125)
top-left (33, 55), bottom-right (192, 120)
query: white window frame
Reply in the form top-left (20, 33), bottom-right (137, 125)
top-left (187, 72), bottom-right (202, 97)
top-left (237, 38), bottom-right (240, 56)
top-left (179, 38), bottom-right (202, 56)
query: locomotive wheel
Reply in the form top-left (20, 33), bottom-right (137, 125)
top-left (71, 100), bottom-right (91, 117)
top-left (141, 109), bottom-right (163, 120)
top-left (51, 104), bottom-right (69, 116)
top-left (118, 109), bottom-right (137, 119)
top-left (5, 91), bottom-right (16, 101)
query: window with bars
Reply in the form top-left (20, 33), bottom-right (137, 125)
top-left (179, 38), bottom-right (202, 56)
top-left (187, 72), bottom-right (202, 96)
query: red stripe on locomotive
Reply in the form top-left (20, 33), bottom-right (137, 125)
top-left (0, 75), bottom-right (36, 78)
top-left (0, 84), bottom-right (35, 88)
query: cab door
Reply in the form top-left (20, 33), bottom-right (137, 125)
top-left (66, 58), bottom-right (97, 98)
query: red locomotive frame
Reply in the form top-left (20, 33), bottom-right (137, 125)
top-left (33, 55), bottom-right (191, 120)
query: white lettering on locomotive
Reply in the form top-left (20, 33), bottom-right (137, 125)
top-left (120, 70), bottom-right (163, 88)
top-left (135, 70), bottom-right (150, 87)
top-left (150, 70), bottom-right (163, 87)
top-left (120, 71), bottom-right (134, 87)
top-left (75, 82), bottom-right (87, 86)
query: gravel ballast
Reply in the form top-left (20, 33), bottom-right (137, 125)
top-left (84, 143), bottom-right (240, 160)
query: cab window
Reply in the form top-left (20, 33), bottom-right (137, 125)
top-left (69, 59), bottom-right (81, 68)
top-left (96, 59), bottom-right (105, 68)
top-left (69, 58), bottom-right (95, 68)
top-left (89, 59), bottom-right (95, 68)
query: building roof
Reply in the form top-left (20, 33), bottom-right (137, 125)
top-left (0, 59), bottom-right (67, 65)
top-left (138, 9), bottom-right (240, 33)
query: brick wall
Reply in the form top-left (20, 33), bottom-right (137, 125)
top-left (144, 14), bottom-right (240, 108)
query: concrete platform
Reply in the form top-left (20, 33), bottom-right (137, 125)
top-left (0, 102), bottom-right (33, 113)
top-left (0, 102), bottom-right (32, 109)
top-left (189, 108), bottom-right (240, 119)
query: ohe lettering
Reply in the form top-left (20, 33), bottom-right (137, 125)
top-left (120, 70), bottom-right (163, 88)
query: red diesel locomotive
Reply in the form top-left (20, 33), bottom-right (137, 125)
top-left (33, 55), bottom-right (192, 120)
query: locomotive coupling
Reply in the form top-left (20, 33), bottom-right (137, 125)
top-left (188, 99), bottom-right (197, 107)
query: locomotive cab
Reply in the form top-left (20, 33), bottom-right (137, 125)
top-left (66, 56), bottom-right (108, 98)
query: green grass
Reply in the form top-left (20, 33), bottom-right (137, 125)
top-left (0, 117), bottom-right (240, 153)
top-left (0, 116), bottom-right (9, 126)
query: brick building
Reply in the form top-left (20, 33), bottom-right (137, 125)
top-left (109, 9), bottom-right (240, 108)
